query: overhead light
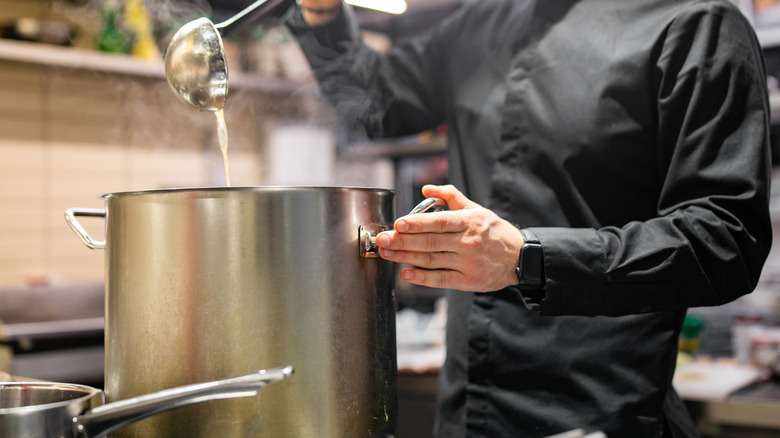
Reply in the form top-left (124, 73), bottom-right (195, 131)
top-left (346, 0), bottom-right (408, 14)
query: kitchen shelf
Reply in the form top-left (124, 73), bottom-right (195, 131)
top-left (347, 133), bottom-right (447, 158)
top-left (0, 38), bottom-right (316, 95)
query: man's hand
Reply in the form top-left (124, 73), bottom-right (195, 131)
top-left (376, 184), bottom-right (525, 292)
top-left (299, 0), bottom-right (343, 26)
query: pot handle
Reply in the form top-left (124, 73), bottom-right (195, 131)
top-left (408, 197), bottom-right (447, 215)
top-left (360, 197), bottom-right (447, 258)
top-left (73, 366), bottom-right (294, 438)
top-left (64, 208), bottom-right (106, 251)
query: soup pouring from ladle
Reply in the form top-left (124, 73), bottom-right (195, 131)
top-left (164, 0), bottom-right (285, 111)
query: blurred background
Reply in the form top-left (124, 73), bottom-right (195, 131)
top-left (3, 1), bottom-right (780, 437)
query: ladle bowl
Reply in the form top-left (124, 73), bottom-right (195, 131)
top-left (164, 0), bottom-right (280, 112)
top-left (165, 17), bottom-right (226, 112)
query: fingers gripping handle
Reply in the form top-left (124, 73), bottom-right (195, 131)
top-left (360, 198), bottom-right (446, 258)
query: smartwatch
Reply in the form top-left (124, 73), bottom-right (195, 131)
top-left (516, 230), bottom-right (545, 290)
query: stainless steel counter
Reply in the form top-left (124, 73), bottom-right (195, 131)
top-left (686, 380), bottom-right (780, 438)
top-left (0, 283), bottom-right (104, 324)
top-left (0, 283), bottom-right (105, 386)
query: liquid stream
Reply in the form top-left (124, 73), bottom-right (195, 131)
top-left (215, 108), bottom-right (231, 187)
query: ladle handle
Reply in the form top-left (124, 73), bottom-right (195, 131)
top-left (214, 0), bottom-right (288, 30)
top-left (73, 366), bottom-right (294, 438)
top-left (64, 208), bottom-right (106, 251)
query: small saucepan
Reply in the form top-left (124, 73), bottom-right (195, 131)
top-left (0, 366), bottom-right (293, 438)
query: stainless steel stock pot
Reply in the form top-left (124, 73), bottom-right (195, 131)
top-left (66, 187), bottom-right (397, 437)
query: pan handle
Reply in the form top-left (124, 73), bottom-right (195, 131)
top-left (64, 208), bottom-right (106, 251)
top-left (73, 366), bottom-right (294, 438)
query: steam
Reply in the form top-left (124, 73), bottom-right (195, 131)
top-left (44, 0), bottom-right (344, 188)
top-left (143, 0), bottom-right (214, 21)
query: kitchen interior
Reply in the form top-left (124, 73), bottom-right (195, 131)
top-left (3, 0), bottom-right (780, 437)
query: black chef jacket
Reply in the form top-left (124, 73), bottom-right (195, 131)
top-left (288, 1), bottom-right (773, 437)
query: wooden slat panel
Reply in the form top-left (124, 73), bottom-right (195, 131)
top-left (0, 62), bottom-right (43, 114)
top-left (48, 70), bottom-right (125, 116)
top-left (47, 71), bottom-right (127, 145)
top-left (0, 200), bottom-right (45, 232)
top-left (48, 142), bottom-right (124, 171)
top-left (0, 140), bottom-right (46, 181)
top-left (0, 226), bottom-right (45, 285)
top-left (0, 240), bottom-right (44, 264)
top-left (0, 0), bottom-right (45, 23)
top-left (0, 139), bottom-right (44, 159)
top-left (0, 175), bottom-right (45, 203)
top-left (0, 111), bottom-right (42, 141)
top-left (124, 110), bottom-right (211, 150)
top-left (125, 147), bottom-right (207, 189)
top-left (50, 119), bottom-right (124, 145)
top-left (0, 141), bottom-right (46, 283)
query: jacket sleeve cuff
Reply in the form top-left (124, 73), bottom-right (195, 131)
top-left (526, 227), bottom-right (608, 316)
top-left (516, 287), bottom-right (547, 312)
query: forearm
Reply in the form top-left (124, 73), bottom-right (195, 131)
top-left (287, 1), bottom-right (447, 137)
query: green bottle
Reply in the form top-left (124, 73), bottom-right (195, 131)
top-left (679, 314), bottom-right (705, 354)
top-left (98, 6), bottom-right (129, 54)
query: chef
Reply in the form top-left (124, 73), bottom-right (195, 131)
top-left (286, 1), bottom-right (772, 436)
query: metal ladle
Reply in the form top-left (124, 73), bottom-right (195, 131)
top-left (164, 0), bottom-right (284, 111)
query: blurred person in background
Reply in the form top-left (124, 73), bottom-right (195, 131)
top-left (285, 0), bottom-right (772, 436)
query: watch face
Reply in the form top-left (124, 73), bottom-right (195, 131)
top-left (518, 242), bottom-right (544, 289)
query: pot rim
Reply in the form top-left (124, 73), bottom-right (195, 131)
top-left (0, 381), bottom-right (101, 415)
top-left (100, 185), bottom-right (397, 199)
